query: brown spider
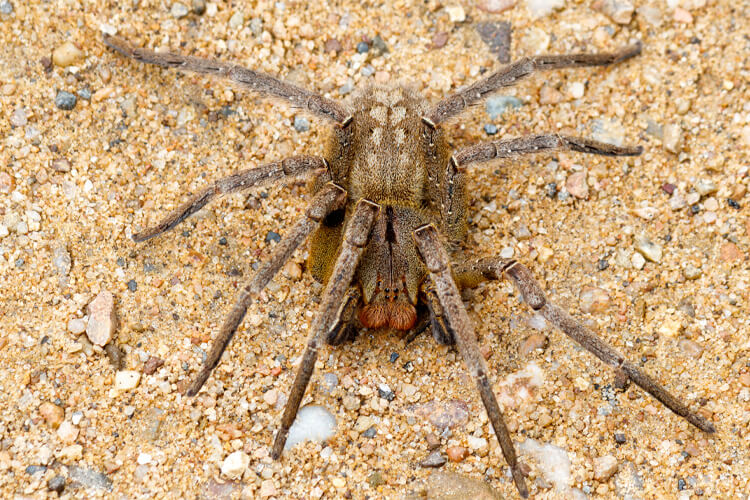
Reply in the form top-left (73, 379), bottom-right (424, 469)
top-left (103, 33), bottom-right (715, 497)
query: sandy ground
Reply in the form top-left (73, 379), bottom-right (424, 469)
top-left (1, 0), bottom-right (748, 498)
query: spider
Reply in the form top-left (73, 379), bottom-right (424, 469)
top-left (103, 33), bottom-right (715, 497)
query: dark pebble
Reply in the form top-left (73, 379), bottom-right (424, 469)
top-left (614, 433), bottom-right (627, 444)
top-left (661, 183), bottom-right (676, 195)
top-left (40, 56), bottom-right (52, 72)
top-left (420, 451), bottom-right (447, 468)
top-left (55, 90), bottom-right (77, 110)
top-left (363, 425), bottom-right (377, 438)
top-left (389, 352), bottom-right (399, 363)
top-left (77, 88), bottom-right (92, 100)
top-left (47, 475), bottom-right (66, 493)
top-left (475, 21), bottom-right (512, 63)
top-left (597, 259), bottom-right (609, 271)
top-left (678, 478), bottom-right (686, 490)
top-left (371, 35), bottom-right (388, 54)
top-left (402, 360), bottom-right (414, 372)
top-left (265, 231), bottom-right (281, 243)
top-left (192, 0), bottom-right (206, 15)
top-left (378, 386), bottom-right (395, 401)
top-left (218, 236), bottom-right (227, 245)
top-left (127, 279), bottom-right (137, 291)
top-left (546, 183), bottom-right (558, 198)
top-left (116, 257), bottom-right (126, 267)
top-left (690, 204), bottom-right (700, 214)
top-left (105, 343), bottom-right (125, 369)
top-left (368, 471), bottom-right (385, 487)
top-left (483, 123), bottom-right (498, 135)
top-left (356, 41), bottom-right (369, 53)
top-left (727, 198), bottom-right (740, 209)
top-left (143, 356), bottom-right (165, 375)
top-left (25, 465), bottom-right (47, 475)
top-left (15, 258), bottom-right (24, 268)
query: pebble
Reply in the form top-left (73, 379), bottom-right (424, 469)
top-left (592, 0), bottom-right (634, 24)
top-left (259, 479), bottom-right (277, 497)
top-left (673, 7), bottom-right (693, 23)
top-left (0, 172), bottom-right (13, 193)
top-left (39, 401), bottom-right (64, 429)
top-left (57, 420), bottom-right (79, 443)
top-left (477, 0), bottom-right (516, 14)
top-left (540, 84), bottom-right (563, 104)
top-left (483, 123), bottom-right (498, 135)
top-left (378, 383), bottom-right (395, 401)
top-left (67, 317), bottom-right (86, 334)
top-left (342, 394), bottom-right (360, 411)
top-left (420, 451), bottom-right (447, 468)
top-left (368, 471), bottom-right (385, 487)
top-left (446, 5), bottom-right (466, 22)
top-left (475, 21), bottom-right (512, 62)
top-left (720, 242), bottom-right (743, 262)
top-left (105, 344), bottom-right (125, 370)
top-left (694, 180), bottom-right (717, 196)
top-left (52, 42), bottom-right (83, 67)
top-left (669, 192), bottom-right (687, 211)
top-left (192, 0), bottom-right (206, 15)
top-left (52, 158), bottom-right (71, 172)
top-left (426, 432), bottom-right (441, 449)
top-left (683, 264), bottom-right (701, 280)
top-left (486, 95), bottom-right (522, 120)
top-left (467, 436), bottom-right (488, 455)
top-left (55, 91), bottom-right (77, 110)
top-left (221, 451), bottom-right (249, 479)
top-left (662, 123), bottom-right (683, 153)
top-left (432, 31), bottom-right (449, 49)
top-left (0, 1), bottom-right (13, 14)
top-left (518, 333), bottom-right (548, 356)
top-left (47, 475), bottom-right (65, 493)
top-left (679, 339), bottom-right (703, 358)
top-left (411, 400), bottom-right (469, 430)
top-left (284, 405), bottom-right (336, 450)
top-left (142, 356), bottom-right (164, 375)
top-left (171, 2), bottom-right (189, 18)
top-left (68, 466), bottom-right (113, 491)
top-left (86, 291), bottom-right (116, 346)
top-left (59, 444), bottom-right (83, 461)
top-left (356, 41), bottom-right (369, 53)
top-left (637, 5), bottom-right (663, 26)
top-left (566, 171), bottom-right (589, 199)
top-left (228, 11), bottom-right (243, 29)
top-left (579, 286), bottom-right (610, 314)
top-left (115, 370), bottom-right (141, 390)
top-left (739, 373), bottom-right (750, 387)
top-left (53, 246), bottom-right (71, 275)
top-left (293, 116), bottom-right (310, 132)
top-left (594, 454), bottom-right (619, 481)
top-left (526, 0), bottom-right (565, 17)
top-left (614, 461), bottom-right (644, 498)
top-left (633, 235), bottom-right (662, 263)
top-left (657, 317), bottom-right (682, 338)
top-left (26, 465), bottom-right (47, 475)
top-left (568, 81), bottom-right (585, 99)
top-left (631, 252), bottom-right (646, 270)
top-left (10, 107), bottom-right (27, 127)
top-left (446, 446), bottom-right (468, 462)
top-left (324, 38), bottom-right (342, 53)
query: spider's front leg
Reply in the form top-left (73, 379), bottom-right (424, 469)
top-left (453, 257), bottom-right (716, 433)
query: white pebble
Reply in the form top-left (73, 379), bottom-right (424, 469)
top-left (221, 451), bottom-right (249, 479)
top-left (568, 81), bottom-right (585, 99)
top-left (285, 405), bottom-right (337, 450)
top-left (446, 5), bottom-right (466, 22)
top-left (594, 454), bottom-right (619, 480)
top-left (526, 0), bottom-right (565, 17)
top-left (115, 370), bottom-right (141, 390)
top-left (67, 318), bottom-right (86, 334)
top-left (86, 291), bottom-right (116, 346)
top-left (137, 452), bottom-right (152, 465)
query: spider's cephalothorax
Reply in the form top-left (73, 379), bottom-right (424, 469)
top-left (104, 34), bottom-right (715, 498)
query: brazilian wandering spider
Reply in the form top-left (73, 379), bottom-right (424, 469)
top-left (103, 33), bottom-right (715, 497)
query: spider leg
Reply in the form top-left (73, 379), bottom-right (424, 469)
top-left (103, 34), bottom-right (352, 124)
top-left (325, 288), bottom-right (361, 346)
top-left (424, 42), bottom-right (641, 125)
top-left (185, 183), bottom-right (347, 396)
top-left (453, 134), bottom-right (642, 169)
top-left (453, 257), bottom-right (716, 434)
top-left (414, 225), bottom-right (529, 498)
top-left (271, 199), bottom-right (380, 459)
top-left (133, 156), bottom-right (327, 242)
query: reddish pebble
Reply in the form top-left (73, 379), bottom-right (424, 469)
top-left (432, 32), bottom-right (449, 49)
top-left (661, 183), bottom-right (676, 195)
top-left (142, 356), bottom-right (165, 375)
top-left (720, 242), bottom-right (743, 262)
top-left (271, 366), bottom-right (282, 376)
top-left (446, 446), bottom-right (468, 462)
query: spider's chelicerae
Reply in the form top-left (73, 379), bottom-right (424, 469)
top-left (103, 33), bottom-right (715, 497)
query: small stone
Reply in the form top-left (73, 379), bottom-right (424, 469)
top-left (594, 454), bottom-right (619, 481)
top-left (446, 446), bottom-right (468, 462)
top-left (105, 344), bottom-right (125, 370)
top-left (39, 402), bottom-right (64, 429)
top-left (683, 264), bottom-right (701, 280)
top-left (127, 279), bottom-right (137, 292)
top-left (568, 81), bottom-right (585, 99)
top-left (192, 0), bottom-right (206, 15)
top-left (10, 107), bottom-right (27, 127)
top-left (579, 286), bottom-right (610, 314)
top-left (637, 5), bottom-right (663, 26)
top-left (171, 2), bottom-right (189, 18)
top-left (486, 95), bottom-right (522, 119)
top-left (679, 339), bottom-right (703, 358)
top-left (57, 420), bottom-right (79, 444)
top-left (342, 394), bottom-right (360, 411)
top-left (670, 192), bottom-right (687, 211)
top-left (694, 180), bottom-right (717, 196)
top-left (53, 246), bottom-right (72, 275)
top-left (475, 21), bottom-right (512, 62)
top-left (378, 383), bottom-right (395, 401)
top-left (259, 479), bottom-right (277, 498)
top-left (477, 0), bottom-right (516, 13)
top-left (0, 172), bottom-right (13, 193)
top-left (540, 84), bottom-right (563, 104)
top-left (221, 451), bottom-right (249, 479)
top-left (432, 31), bottom-right (449, 49)
top-left (324, 38), bottom-right (342, 53)
top-left (420, 451), bottom-right (447, 468)
top-left (0, 1), bottom-right (13, 14)
top-left (142, 356), bottom-right (164, 375)
top-left (467, 436), bottom-right (488, 455)
top-left (67, 318), bottom-right (86, 334)
top-left (86, 291), bottom-right (116, 346)
top-left (68, 466), bottom-right (113, 491)
top-left (526, 0), bottom-right (565, 17)
top-left (566, 171), bottom-right (589, 199)
top-left (52, 158), bottom-right (71, 172)
top-left (738, 373), bottom-right (750, 387)
top-left (720, 242), bottom-right (743, 262)
top-left (446, 5), bottom-right (466, 22)
top-left (55, 91), bottom-right (77, 110)
top-left (368, 471), bottom-right (385, 487)
top-left (614, 433), bottom-right (627, 444)
top-left (228, 11), bottom-right (243, 29)
top-left (59, 444), bottom-right (83, 461)
top-left (47, 476), bottom-right (66, 493)
top-left (263, 389), bottom-right (278, 406)
top-left (518, 333), bottom-right (548, 356)
top-left (115, 370), bottom-right (141, 390)
top-left (661, 183), bottom-right (676, 195)
top-left (614, 461), bottom-right (644, 498)
top-left (633, 235), bottom-right (662, 263)
top-left (293, 116), bottom-right (310, 132)
top-left (662, 123), bottom-right (683, 153)
top-left (356, 41), bottom-right (369, 53)
top-left (657, 317), bottom-right (682, 338)
top-left (592, 0), bottom-right (634, 24)
top-left (673, 7), bottom-right (693, 23)
top-left (26, 465), bottom-right (47, 475)
top-left (425, 432), bottom-right (440, 449)
top-left (512, 224), bottom-right (531, 240)
top-left (52, 42), bottom-right (84, 67)
top-left (631, 252), bottom-right (646, 270)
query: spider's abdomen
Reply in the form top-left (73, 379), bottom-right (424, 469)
top-left (345, 86), bottom-right (434, 206)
